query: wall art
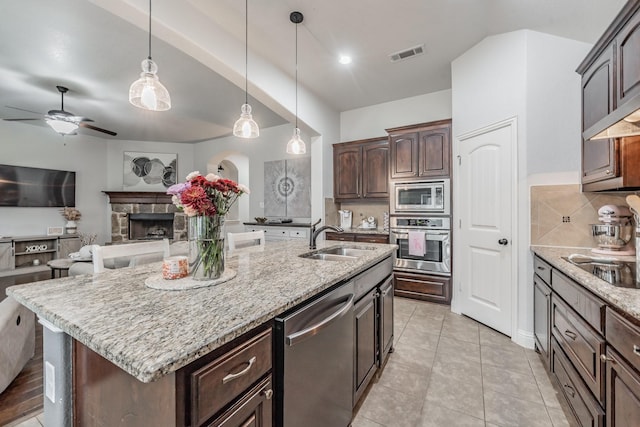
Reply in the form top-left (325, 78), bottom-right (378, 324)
top-left (123, 152), bottom-right (177, 191)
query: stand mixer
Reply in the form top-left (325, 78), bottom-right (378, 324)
top-left (591, 205), bottom-right (635, 256)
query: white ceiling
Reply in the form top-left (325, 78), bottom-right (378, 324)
top-left (0, 0), bottom-right (627, 143)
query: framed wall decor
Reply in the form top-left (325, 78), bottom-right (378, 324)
top-left (47, 226), bottom-right (64, 236)
top-left (123, 152), bottom-right (177, 191)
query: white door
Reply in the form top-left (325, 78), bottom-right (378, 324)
top-left (456, 119), bottom-right (516, 336)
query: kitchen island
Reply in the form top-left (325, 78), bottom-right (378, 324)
top-left (7, 239), bottom-right (396, 427)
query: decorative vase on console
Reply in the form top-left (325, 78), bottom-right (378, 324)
top-left (167, 171), bottom-right (249, 280)
top-left (60, 207), bottom-right (81, 235)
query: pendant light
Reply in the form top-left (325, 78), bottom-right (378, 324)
top-left (233, 0), bottom-right (259, 138)
top-left (286, 11), bottom-right (306, 155)
top-left (129, 0), bottom-right (171, 111)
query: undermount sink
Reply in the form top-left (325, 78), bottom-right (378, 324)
top-left (299, 246), bottom-right (375, 261)
top-left (302, 253), bottom-right (358, 261)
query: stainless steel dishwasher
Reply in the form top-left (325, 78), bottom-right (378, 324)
top-left (274, 281), bottom-right (355, 427)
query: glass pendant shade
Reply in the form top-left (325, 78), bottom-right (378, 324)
top-left (233, 103), bottom-right (259, 138)
top-left (45, 119), bottom-right (78, 135)
top-left (129, 58), bottom-right (171, 111)
top-left (286, 127), bottom-right (306, 154)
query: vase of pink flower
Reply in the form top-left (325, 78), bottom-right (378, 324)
top-left (167, 171), bottom-right (249, 280)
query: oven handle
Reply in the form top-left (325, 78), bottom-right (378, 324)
top-left (391, 229), bottom-right (450, 237)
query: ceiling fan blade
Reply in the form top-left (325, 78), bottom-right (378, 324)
top-left (5, 105), bottom-right (42, 116)
top-left (79, 122), bottom-right (117, 136)
top-left (2, 118), bottom-right (41, 121)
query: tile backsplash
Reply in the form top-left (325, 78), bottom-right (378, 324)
top-left (324, 199), bottom-right (389, 229)
top-left (530, 184), bottom-right (637, 248)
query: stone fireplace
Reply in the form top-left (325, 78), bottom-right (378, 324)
top-left (104, 192), bottom-right (187, 242)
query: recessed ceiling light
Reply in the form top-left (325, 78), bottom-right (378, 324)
top-left (339, 55), bottom-right (352, 65)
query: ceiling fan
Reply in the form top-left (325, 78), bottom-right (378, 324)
top-left (3, 85), bottom-right (117, 136)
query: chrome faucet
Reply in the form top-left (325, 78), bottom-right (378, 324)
top-left (309, 218), bottom-right (343, 249)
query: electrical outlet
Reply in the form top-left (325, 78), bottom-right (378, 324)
top-left (45, 361), bottom-right (55, 403)
top-left (562, 216), bottom-right (571, 223)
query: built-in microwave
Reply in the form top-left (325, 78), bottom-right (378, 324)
top-left (391, 179), bottom-right (450, 215)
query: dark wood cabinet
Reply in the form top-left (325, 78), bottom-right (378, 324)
top-left (578, 2), bottom-right (640, 191)
top-left (378, 276), bottom-right (394, 363)
top-left (605, 348), bottom-right (640, 427)
top-left (551, 338), bottom-right (605, 427)
top-left (333, 137), bottom-right (389, 201)
top-left (533, 263), bottom-right (551, 368)
top-left (393, 271), bottom-right (451, 304)
top-left (326, 232), bottom-right (389, 244)
top-left (615, 10), bottom-right (640, 108)
top-left (387, 119), bottom-right (451, 180)
top-left (604, 308), bottom-right (640, 427)
top-left (354, 288), bottom-right (378, 405)
top-left (208, 377), bottom-right (272, 427)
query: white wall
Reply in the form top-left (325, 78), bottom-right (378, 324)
top-left (340, 90), bottom-right (452, 141)
top-left (193, 124), bottom-right (313, 222)
top-left (451, 30), bottom-right (592, 348)
top-left (0, 121), bottom-right (110, 242)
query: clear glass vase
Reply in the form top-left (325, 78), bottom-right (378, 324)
top-left (188, 215), bottom-right (225, 280)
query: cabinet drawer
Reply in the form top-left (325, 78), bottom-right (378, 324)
top-left (288, 229), bottom-right (307, 239)
top-left (551, 270), bottom-right (606, 334)
top-left (355, 234), bottom-right (389, 244)
top-left (551, 338), bottom-right (604, 427)
top-left (265, 229), bottom-right (289, 239)
top-left (533, 256), bottom-right (552, 284)
top-left (606, 308), bottom-right (640, 373)
top-left (207, 376), bottom-right (272, 427)
top-left (326, 232), bottom-right (356, 242)
top-left (191, 329), bottom-right (272, 426)
top-left (551, 295), bottom-right (605, 405)
top-left (394, 272), bottom-right (451, 304)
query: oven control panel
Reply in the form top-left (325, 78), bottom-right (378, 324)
top-left (391, 217), bottom-right (450, 229)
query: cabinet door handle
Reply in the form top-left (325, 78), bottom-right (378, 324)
top-left (564, 330), bottom-right (577, 341)
top-left (536, 266), bottom-right (546, 271)
top-left (600, 354), bottom-right (616, 363)
top-left (634, 345), bottom-right (640, 357)
top-left (606, 169), bottom-right (612, 175)
top-left (222, 356), bottom-right (256, 384)
top-left (563, 383), bottom-right (575, 398)
top-left (262, 388), bottom-right (274, 400)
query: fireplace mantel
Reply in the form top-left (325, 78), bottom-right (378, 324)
top-left (103, 191), bottom-right (173, 204)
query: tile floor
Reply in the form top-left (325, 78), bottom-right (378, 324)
top-left (353, 297), bottom-right (573, 427)
top-left (10, 297), bottom-right (573, 427)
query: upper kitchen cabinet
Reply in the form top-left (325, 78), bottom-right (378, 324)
top-left (333, 137), bottom-right (389, 202)
top-left (387, 119), bottom-right (451, 180)
top-left (578, 1), bottom-right (640, 191)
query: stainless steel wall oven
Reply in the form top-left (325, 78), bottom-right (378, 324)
top-left (389, 216), bottom-right (451, 275)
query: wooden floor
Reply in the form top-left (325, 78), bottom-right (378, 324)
top-left (0, 270), bottom-right (52, 426)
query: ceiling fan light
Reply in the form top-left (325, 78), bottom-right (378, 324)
top-left (286, 127), bottom-right (306, 154)
top-left (45, 119), bottom-right (78, 135)
top-left (129, 59), bottom-right (171, 111)
top-left (233, 104), bottom-right (259, 138)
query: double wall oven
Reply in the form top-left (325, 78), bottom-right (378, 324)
top-left (390, 179), bottom-right (451, 278)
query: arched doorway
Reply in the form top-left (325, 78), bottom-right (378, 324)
top-left (207, 152), bottom-right (250, 231)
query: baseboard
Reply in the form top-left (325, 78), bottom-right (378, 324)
top-left (513, 328), bottom-right (535, 349)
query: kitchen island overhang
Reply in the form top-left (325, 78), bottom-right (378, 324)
top-left (7, 240), bottom-right (396, 383)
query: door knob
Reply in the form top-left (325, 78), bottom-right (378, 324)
top-left (498, 238), bottom-right (509, 246)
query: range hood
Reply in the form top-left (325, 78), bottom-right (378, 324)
top-left (588, 92), bottom-right (640, 140)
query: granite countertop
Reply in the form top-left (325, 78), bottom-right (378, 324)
top-left (531, 246), bottom-right (640, 322)
top-left (8, 240), bottom-right (395, 383)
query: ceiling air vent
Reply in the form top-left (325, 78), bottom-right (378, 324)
top-left (389, 44), bottom-right (425, 62)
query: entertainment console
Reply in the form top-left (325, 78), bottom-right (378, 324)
top-left (0, 235), bottom-right (80, 276)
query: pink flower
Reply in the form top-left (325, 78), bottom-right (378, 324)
top-left (205, 173), bottom-right (220, 182)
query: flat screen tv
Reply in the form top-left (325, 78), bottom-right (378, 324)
top-left (0, 164), bottom-right (76, 207)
